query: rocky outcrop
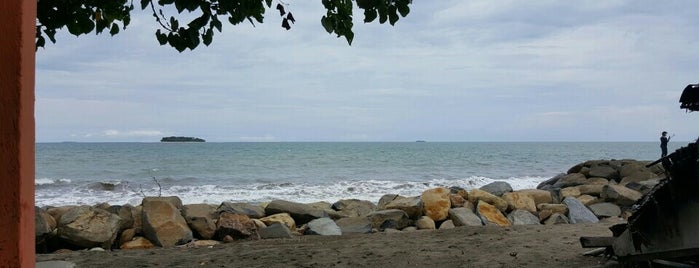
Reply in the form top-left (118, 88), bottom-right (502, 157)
top-left (476, 201), bottom-right (511, 227)
top-left (468, 189), bottom-right (508, 212)
top-left (449, 207), bottom-right (483, 226)
top-left (183, 204), bottom-right (216, 239)
top-left (259, 213), bottom-right (296, 231)
top-left (479, 181), bottom-right (513, 197)
top-left (562, 197), bottom-right (598, 224)
top-left (332, 199), bottom-right (376, 217)
top-left (366, 209), bottom-right (411, 230)
top-left (216, 202), bottom-right (265, 219)
top-left (384, 196), bottom-right (423, 220)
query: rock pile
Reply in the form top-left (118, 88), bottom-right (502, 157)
top-left (35, 159), bottom-right (665, 253)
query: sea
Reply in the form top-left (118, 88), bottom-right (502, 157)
top-left (35, 142), bottom-right (680, 207)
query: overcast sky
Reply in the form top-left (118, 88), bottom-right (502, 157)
top-left (35, 1), bottom-right (699, 142)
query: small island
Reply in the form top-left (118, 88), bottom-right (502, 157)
top-left (160, 136), bottom-right (205, 142)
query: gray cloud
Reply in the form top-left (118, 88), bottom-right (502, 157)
top-left (35, 1), bottom-right (699, 142)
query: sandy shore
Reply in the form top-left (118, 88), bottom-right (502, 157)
top-left (37, 222), bottom-right (619, 268)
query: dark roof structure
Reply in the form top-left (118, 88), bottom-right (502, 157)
top-left (680, 84), bottom-right (699, 111)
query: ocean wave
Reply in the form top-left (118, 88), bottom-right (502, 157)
top-left (35, 175), bottom-right (551, 207)
top-left (35, 178), bottom-right (72, 185)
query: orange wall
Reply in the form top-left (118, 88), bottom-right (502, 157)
top-left (0, 0), bottom-right (36, 266)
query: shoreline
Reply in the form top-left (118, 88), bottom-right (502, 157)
top-left (35, 159), bottom-right (663, 267)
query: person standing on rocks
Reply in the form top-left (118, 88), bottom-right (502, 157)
top-left (660, 131), bottom-right (673, 157)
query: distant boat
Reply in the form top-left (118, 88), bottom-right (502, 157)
top-left (415, 140), bottom-right (426, 143)
top-left (160, 136), bottom-right (205, 142)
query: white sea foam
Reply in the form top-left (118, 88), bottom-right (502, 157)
top-left (35, 175), bottom-right (550, 207)
top-left (35, 178), bottom-right (72, 185)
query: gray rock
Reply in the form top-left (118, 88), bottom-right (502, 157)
top-left (601, 185), bottom-right (643, 206)
top-left (376, 194), bottom-right (400, 210)
top-left (107, 205), bottom-right (134, 231)
top-left (438, 220), bottom-right (455, 230)
top-left (366, 209), bottom-right (412, 230)
top-left (305, 218), bottom-right (342, 236)
top-left (553, 173), bottom-right (587, 188)
top-left (265, 200), bottom-right (328, 225)
top-left (258, 222), bottom-right (294, 239)
top-left (35, 206), bottom-right (56, 243)
top-left (332, 199), bottom-right (376, 217)
top-left (588, 202), bottom-right (621, 218)
top-left (536, 173), bottom-right (565, 190)
top-left (57, 205), bottom-right (121, 249)
top-left (335, 217), bottom-right (373, 234)
top-left (216, 202), bottom-right (265, 219)
top-left (36, 261), bottom-right (77, 268)
top-left (589, 165), bottom-right (619, 181)
top-left (562, 197), bottom-right (599, 224)
top-left (183, 204), bottom-right (217, 239)
top-left (480, 181), bottom-right (513, 196)
top-left (507, 209), bottom-right (541, 225)
top-left (544, 213), bottom-right (569, 225)
top-left (384, 196), bottom-right (423, 220)
top-left (448, 207), bottom-right (483, 226)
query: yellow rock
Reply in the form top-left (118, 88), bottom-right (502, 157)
top-left (501, 192), bottom-right (536, 213)
top-left (536, 203), bottom-right (568, 215)
top-left (577, 194), bottom-right (599, 206)
top-left (120, 237), bottom-right (155, 250)
top-left (560, 187), bottom-right (581, 198)
top-left (516, 189), bottom-right (553, 205)
top-left (468, 189), bottom-right (508, 212)
top-left (476, 201), bottom-right (511, 227)
top-left (260, 213), bottom-right (296, 231)
top-left (421, 187), bottom-right (451, 221)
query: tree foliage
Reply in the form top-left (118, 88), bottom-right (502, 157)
top-left (36, 0), bottom-right (412, 52)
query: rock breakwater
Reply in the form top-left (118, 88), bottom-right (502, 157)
top-left (35, 159), bottom-right (664, 253)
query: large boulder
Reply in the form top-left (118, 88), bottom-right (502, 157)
top-left (57, 206), bottom-right (121, 249)
top-left (421, 188), bottom-right (451, 221)
top-left (258, 222), bottom-right (294, 239)
top-left (332, 199), bottom-right (376, 217)
top-left (601, 185), bottom-right (643, 206)
top-left (516, 189), bottom-right (553, 205)
top-left (141, 197), bottom-right (193, 247)
top-left (416, 216), bottom-right (436, 230)
top-left (588, 202), bottom-right (621, 218)
top-left (384, 196), bottom-right (423, 220)
top-left (366, 209), bottom-right (412, 230)
top-left (305, 218), bottom-right (342, 236)
top-left (183, 204), bottom-right (217, 239)
top-left (562, 197), bottom-right (599, 224)
top-left (335, 217), bottom-right (373, 234)
top-left (553, 173), bottom-right (588, 188)
top-left (468, 189), bottom-right (508, 212)
top-left (35, 206), bottom-right (57, 244)
top-left (259, 213), bottom-right (296, 231)
top-left (215, 212), bottom-right (259, 240)
top-left (265, 200), bottom-right (328, 225)
top-left (376, 194), bottom-right (400, 210)
top-left (577, 184), bottom-right (605, 196)
top-left (107, 205), bottom-right (135, 231)
top-left (479, 181), bottom-right (513, 197)
top-left (216, 202), bottom-right (265, 219)
top-left (501, 192), bottom-right (536, 213)
top-left (448, 207), bottom-right (483, 226)
top-left (475, 201), bottom-right (511, 227)
top-left (507, 210), bottom-right (540, 225)
top-left (588, 165), bottom-right (619, 181)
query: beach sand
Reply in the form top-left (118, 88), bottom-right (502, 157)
top-left (36, 222), bottom-right (619, 268)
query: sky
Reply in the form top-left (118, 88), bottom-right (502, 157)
top-left (35, 1), bottom-right (699, 142)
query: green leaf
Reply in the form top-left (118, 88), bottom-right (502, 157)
top-left (363, 8), bottom-right (377, 23)
top-left (397, 4), bottom-right (410, 17)
top-left (109, 23), bottom-right (119, 35)
top-left (344, 30), bottom-right (354, 45)
top-left (265, 0), bottom-right (272, 8)
top-left (388, 9), bottom-right (399, 25)
top-left (203, 28), bottom-right (213, 46)
top-left (170, 17), bottom-right (178, 30)
top-left (36, 36), bottom-right (46, 48)
top-left (140, 0), bottom-right (150, 10)
top-left (320, 16), bottom-right (333, 34)
top-left (211, 18), bottom-right (222, 32)
top-left (156, 29), bottom-right (168, 45)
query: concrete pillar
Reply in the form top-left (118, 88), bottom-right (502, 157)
top-left (0, 0), bottom-right (36, 266)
